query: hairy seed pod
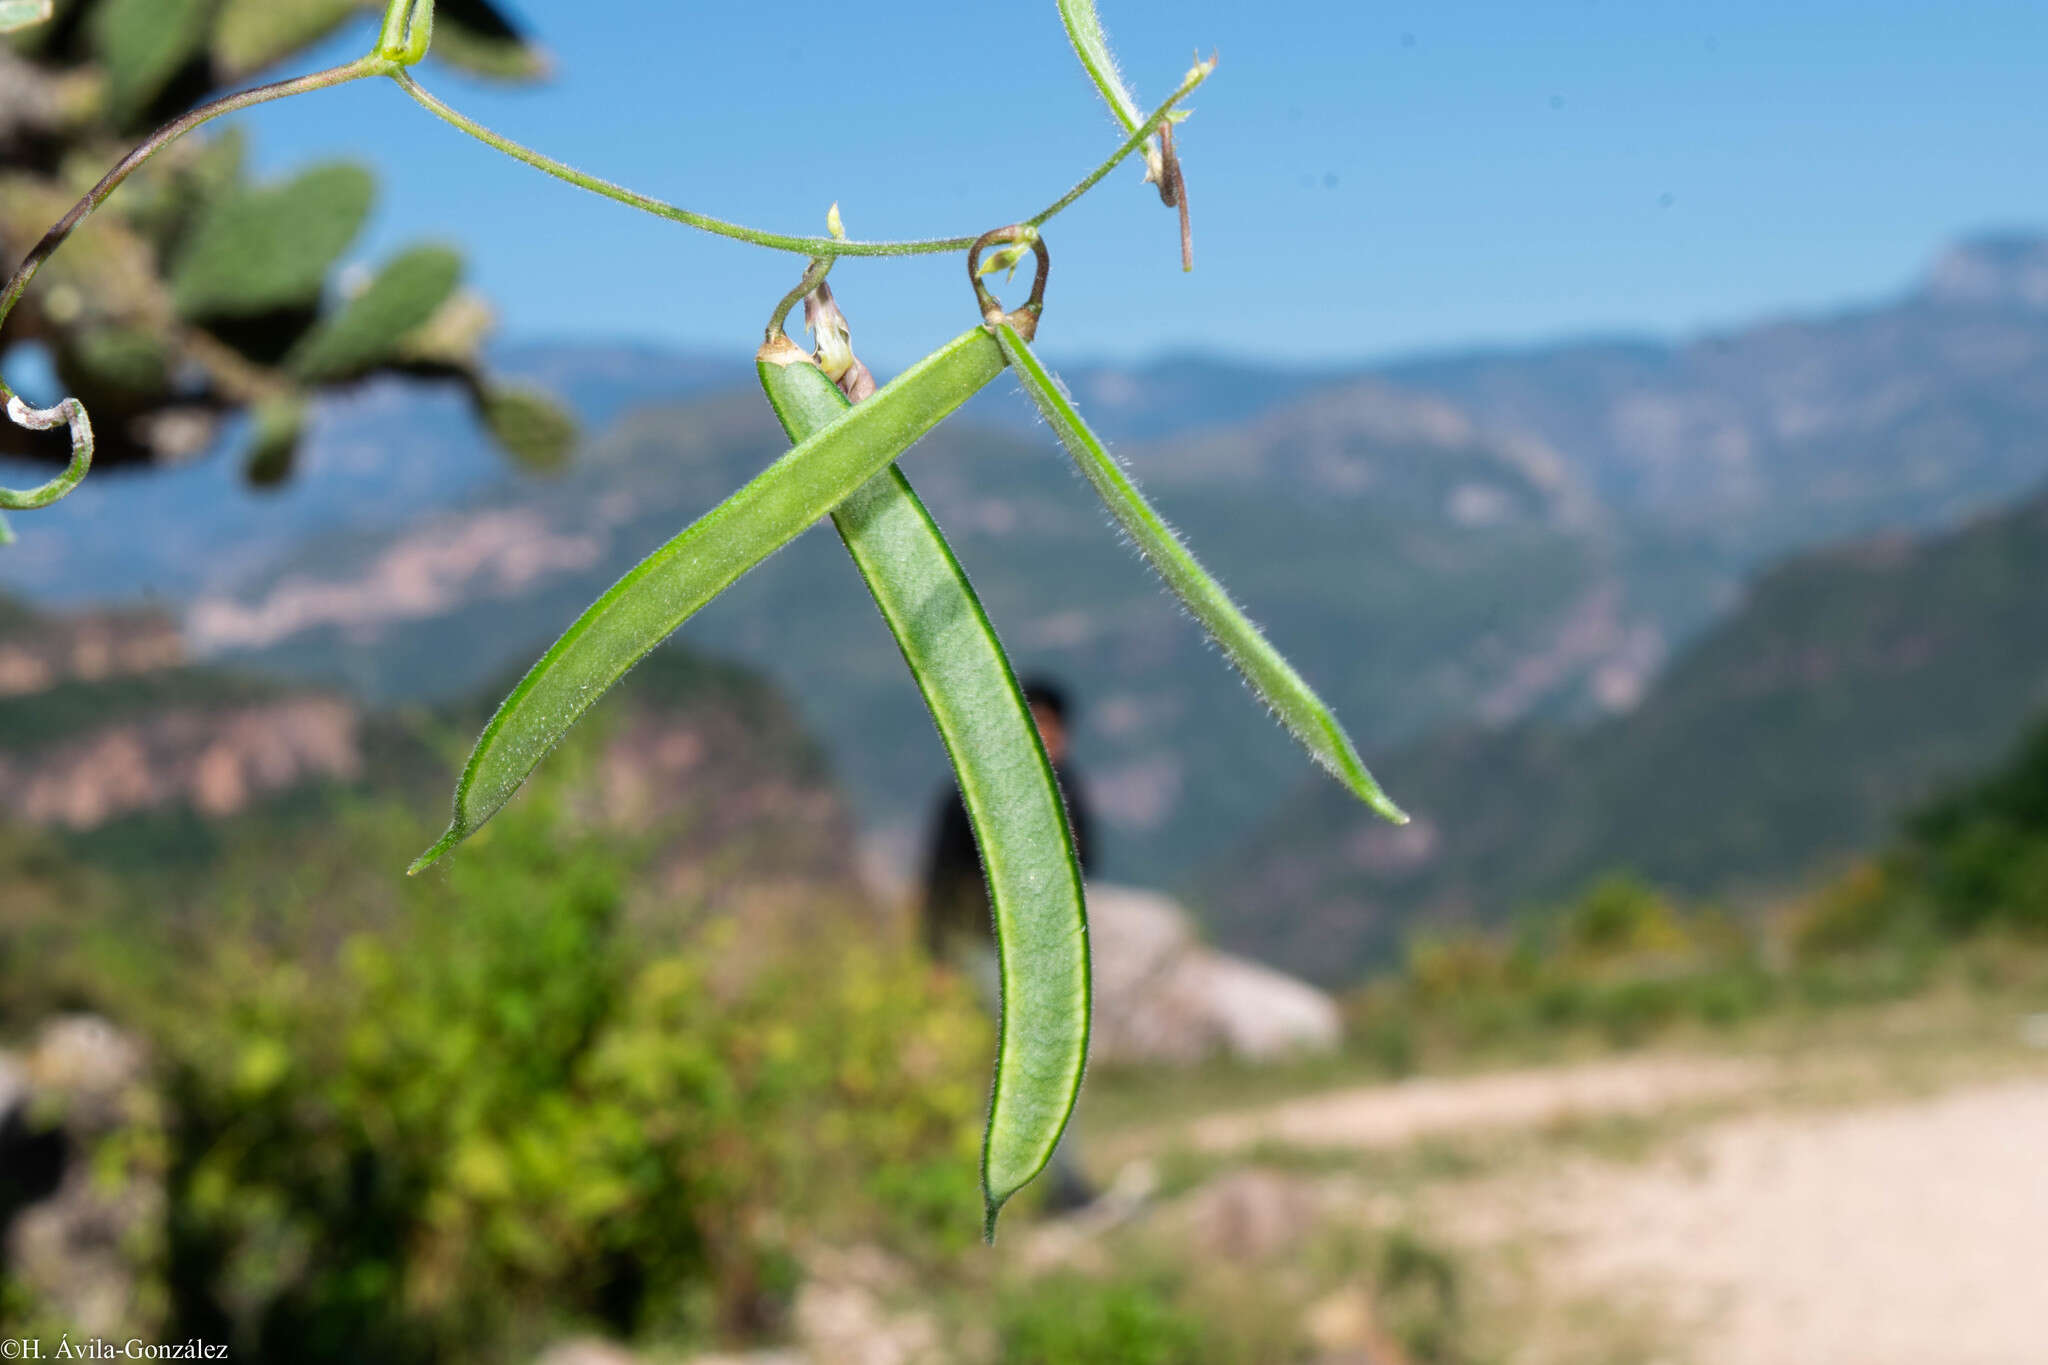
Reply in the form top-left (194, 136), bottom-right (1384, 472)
top-left (994, 320), bottom-right (1405, 824)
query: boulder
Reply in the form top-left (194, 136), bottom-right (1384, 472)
top-left (1086, 884), bottom-right (1342, 1066)
top-left (3, 1014), bottom-right (163, 1340)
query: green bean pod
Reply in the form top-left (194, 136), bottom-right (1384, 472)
top-left (992, 321), bottom-right (1407, 825)
top-left (758, 340), bottom-right (1089, 1241)
top-left (411, 325), bottom-right (1005, 872)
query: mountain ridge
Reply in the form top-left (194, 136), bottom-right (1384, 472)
top-left (1201, 481), bottom-right (2048, 982)
top-left (0, 590), bottom-right (859, 905)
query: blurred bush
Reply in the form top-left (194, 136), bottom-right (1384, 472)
top-left (1352, 717), bottom-right (2048, 1068)
top-left (1785, 713), bottom-right (2048, 957)
top-left (1893, 717), bottom-right (2048, 936)
top-left (3, 771), bottom-right (986, 1361)
top-left (1358, 873), bottom-right (1777, 1056)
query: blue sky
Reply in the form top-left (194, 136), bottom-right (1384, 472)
top-left (247, 0), bottom-right (2048, 367)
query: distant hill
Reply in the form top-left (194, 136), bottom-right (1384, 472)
top-left (1382, 236), bottom-right (2048, 563)
top-left (0, 593), bottom-right (856, 902)
top-left (1202, 485), bottom-right (2048, 983)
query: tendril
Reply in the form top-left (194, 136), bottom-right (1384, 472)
top-left (1, 396), bottom-right (94, 511)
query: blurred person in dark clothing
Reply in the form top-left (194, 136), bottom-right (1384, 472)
top-left (920, 676), bottom-right (1097, 1212)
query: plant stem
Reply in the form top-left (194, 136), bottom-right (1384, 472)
top-left (390, 61), bottom-right (1212, 259)
top-left (764, 257), bottom-right (834, 346)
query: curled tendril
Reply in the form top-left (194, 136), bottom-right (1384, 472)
top-left (967, 227), bottom-right (1051, 340)
top-left (2, 396), bottom-right (95, 511)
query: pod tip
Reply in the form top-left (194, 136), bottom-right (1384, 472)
top-left (406, 826), bottom-right (461, 877)
top-left (1367, 792), bottom-right (1410, 827)
top-left (982, 1197), bottom-right (1004, 1245)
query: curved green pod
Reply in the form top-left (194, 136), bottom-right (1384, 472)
top-left (992, 321), bottom-right (1407, 826)
top-left (757, 341), bottom-right (1089, 1241)
top-left (411, 325), bottom-right (1004, 872)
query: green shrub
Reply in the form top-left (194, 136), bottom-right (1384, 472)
top-left (1895, 717), bottom-right (2048, 935)
top-left (997, 1271), bottom-right (1215, 1365)
top-left (1788, 862), bottom-right (1905, 958)
top-left (1350, 871), bottom-right (1801, 1062)
top-left (1558, 874), bottom-right (1690, 962)
top-left (104, 785), bottom-right (989, 1362)
top-left (1374, 1228), bottom-right (1468, 1365)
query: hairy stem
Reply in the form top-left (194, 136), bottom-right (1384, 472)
top-left (763, 257), bottom-right (834, 346)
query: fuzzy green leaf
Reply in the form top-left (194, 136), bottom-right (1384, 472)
top-left (288, 244), bottom-right (462, 381)
top-left (411, 326), bottom-right (1006, 871)
top-left (171, 162), bottom-right (374, 319)
top-left (67, 327), bottom-right (173, 401)
top-left (90, 0), bottom-right (216, 123)
top-left (475, 383), bottom-right (577, 472)
top-left (758, 350), bottom-right (1089, 1241)
top-left (995, 321), bottom-right (1406, 824)
top-left (429, 0), bottom-right (548, 80)
top-left (211, 0), bottom-right (358, 76)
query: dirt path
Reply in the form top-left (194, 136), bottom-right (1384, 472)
top-left (1449, 1076), bottom-right (2048, 1365)
top-left (1111, 1047), bottom-right (2048, 1362)
top-left (1124, 1054), bottom-right (1768, 1159)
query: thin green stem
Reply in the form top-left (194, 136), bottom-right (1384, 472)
top-left (390, 61), bottom-right (1212, 259)
top-left (764, 256), bottom-right (834, 346)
